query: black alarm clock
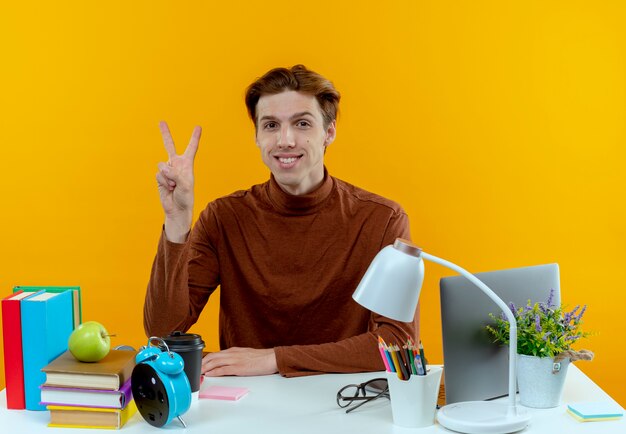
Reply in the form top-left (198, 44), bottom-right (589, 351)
top-left (131, 337), bottom-right (191, 428)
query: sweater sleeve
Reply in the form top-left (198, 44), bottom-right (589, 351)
top-left (143, 208), bottom-right (220, 338)
top-left (274, 209), bottom-right (420, 377)
top-left (274, 308), bottom-right (420, 377)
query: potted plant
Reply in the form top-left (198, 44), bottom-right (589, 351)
top-left (486, 289), bottom-right (593, 408)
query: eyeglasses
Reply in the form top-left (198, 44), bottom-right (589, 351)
top-left (336, 378), bottom-right (390, 413)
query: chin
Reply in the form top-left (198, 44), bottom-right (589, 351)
top-left (274, 174), bottom-right (299, 185)
top-left (273, 173), bottom-right (302, 189)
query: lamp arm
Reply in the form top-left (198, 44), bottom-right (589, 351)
top-left (422, 252), bottom-right (519, 414)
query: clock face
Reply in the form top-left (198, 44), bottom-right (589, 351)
top-left (131, 363), bottom-right (170, 427)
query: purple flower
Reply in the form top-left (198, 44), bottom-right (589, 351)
top-left (508, 302), bottom-right (517, 314)
top-left (563, 311), bottom-right (572, 325)
top-left (575, 305), bottom-right (587, 321)
top-left (546, 288), bottom-right (555, 308)
top-left (535, 314), bottom-right (542, 332)
top-left (542, 332), bottom-right (552, 341)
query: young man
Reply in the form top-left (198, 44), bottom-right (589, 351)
top-left (144, 65), bottom-right (419, 377)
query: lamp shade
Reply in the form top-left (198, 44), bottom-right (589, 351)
top-left (352, 239), bottom-right (424, 322)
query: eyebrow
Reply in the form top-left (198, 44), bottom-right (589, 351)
top-left (259, 111), bottom-right (317, 122)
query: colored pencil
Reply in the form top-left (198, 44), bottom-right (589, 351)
top-left (419, 341), bottom-right (427, 373)
top-left (378, 343), bottom-right (391, 372)
top-left (389, 347), bottom-right (404, 380)
top-left (395, 345), bottom-right (410, 380)
top-left (378, 336), bottom-right (395, 372)
top-left (406, 346), bottom-right (417, 375)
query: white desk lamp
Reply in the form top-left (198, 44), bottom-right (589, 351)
top-left (352, 238), bottom-right (530, 434)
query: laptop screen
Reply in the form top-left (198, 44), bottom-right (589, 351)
top-left (439, 263), bottom-right (560, 404)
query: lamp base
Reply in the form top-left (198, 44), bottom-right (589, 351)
top-left (437, 401), bottom-right (530, 434)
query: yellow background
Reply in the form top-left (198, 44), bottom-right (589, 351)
top-left (1, 1), bottom-right (624, 406)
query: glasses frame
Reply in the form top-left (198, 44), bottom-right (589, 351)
top-left (336, 378), bottom-right (390, 413)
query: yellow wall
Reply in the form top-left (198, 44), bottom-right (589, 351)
top-left (1, 1), bottom-right (624, 405)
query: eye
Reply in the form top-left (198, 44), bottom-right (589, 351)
top-left (263, 121), bottom-right (278, 130)
top-left (296, 120), bottom-right (311, 128)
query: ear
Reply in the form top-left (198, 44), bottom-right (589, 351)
top-left (324, 120), bottom-right (337, 148)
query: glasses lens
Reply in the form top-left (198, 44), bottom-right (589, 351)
top-left (363, 378), bottom-right (388, 394)
top-left (336, 378), bottom-right (389, 412)
top-left (336, 384), bottom-right (361, 408)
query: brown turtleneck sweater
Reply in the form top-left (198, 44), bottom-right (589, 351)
top-left (144, 171), bottom-right (419, 377)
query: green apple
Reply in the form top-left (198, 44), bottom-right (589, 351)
top-left (68, 321), bottom-right (112, 362)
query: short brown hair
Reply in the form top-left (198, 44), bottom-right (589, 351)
top-left (245, 65), bottom-right (340, 129)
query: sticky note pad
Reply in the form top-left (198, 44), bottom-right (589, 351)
top-left (567, 409), bottom-right (622, 423)
top-left (200, 386), bottom-right (249, 401)
top-left (567, 402), bottom-right (624, 421)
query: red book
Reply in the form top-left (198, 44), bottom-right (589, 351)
top-left (1, 290), bottom-right (40, 409)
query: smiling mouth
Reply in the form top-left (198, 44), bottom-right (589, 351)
top-left (275, 155), bottom-right (303, 164)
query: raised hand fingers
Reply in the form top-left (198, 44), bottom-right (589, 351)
top-left (159, 122), bottom-right (201, 161)
top-left (159, 121), bottom-right (177, 159)
top-left (156, 172), bottom-right (175, 191)
top-left (156, 162), bottom-right (176, 190)
top-left (183, 126), bottom-right (202, 160)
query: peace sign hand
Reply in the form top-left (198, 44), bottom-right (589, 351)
top-left (156, 121), bottom-right (202, 243)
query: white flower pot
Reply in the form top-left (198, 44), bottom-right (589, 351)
top-left (516, 354), bottom-right (570, 408)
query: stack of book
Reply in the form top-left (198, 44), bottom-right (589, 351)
top-left (41, 349), bottom-right (137, 429)
top-left (1, 286), bottom-right (81, 410)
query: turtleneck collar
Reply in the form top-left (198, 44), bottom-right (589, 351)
top-left (266, 167), bottom-right (334, 215)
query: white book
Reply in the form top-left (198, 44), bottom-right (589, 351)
top-left (40, 379), bottom-right (132, 409)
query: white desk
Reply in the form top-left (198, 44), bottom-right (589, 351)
top-left (1, 365), bottom-right (623, 433)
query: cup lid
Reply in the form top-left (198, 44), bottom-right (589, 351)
top-left (161, 331), bottom-right (205, 351)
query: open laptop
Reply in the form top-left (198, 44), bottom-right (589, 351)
top-left (439, 263), bottom-right (560, 404)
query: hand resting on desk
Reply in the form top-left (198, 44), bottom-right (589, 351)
top-left (202, 347), bottom-right (278, 376)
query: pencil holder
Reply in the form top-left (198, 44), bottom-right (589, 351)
top-left (386, 365), bottom-right (443, 428)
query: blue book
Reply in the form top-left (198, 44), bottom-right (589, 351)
top-left (13, 285), bottom-right (82, 329)
top-left (21, 291), bottom-right (73, 411)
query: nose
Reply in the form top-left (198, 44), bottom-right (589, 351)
top-left (277, 125), bottom-right (295, 148)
